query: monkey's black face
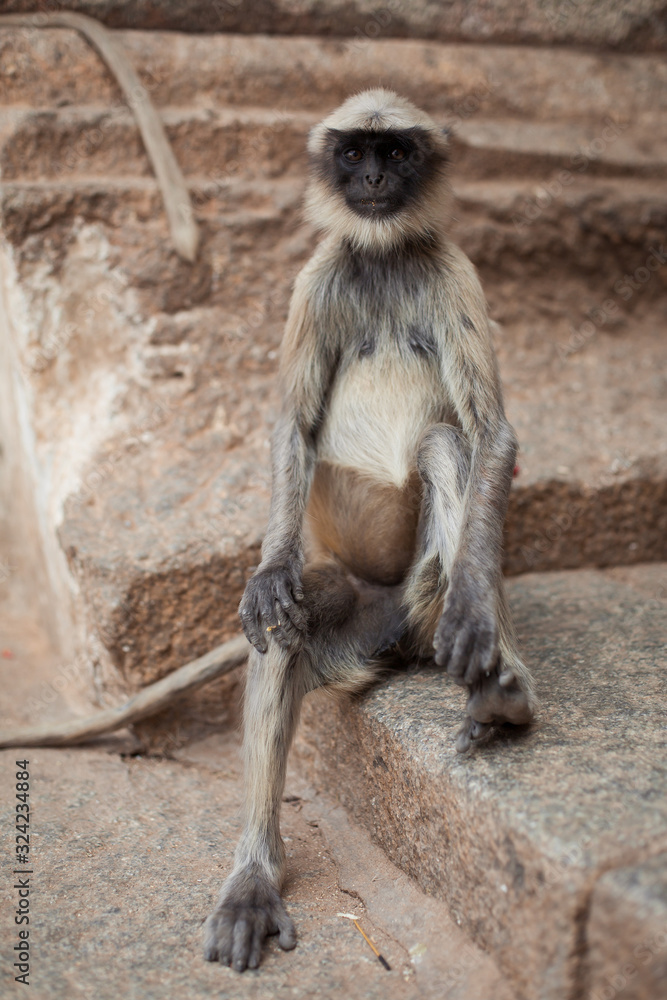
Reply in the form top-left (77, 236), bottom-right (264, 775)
top-left (318, 127), bottom-right (445, 218)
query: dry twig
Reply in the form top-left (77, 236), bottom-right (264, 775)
top-left (0, 11), bottom-right (200, 261)
top-left (0, 635), bottom-right (249, 748)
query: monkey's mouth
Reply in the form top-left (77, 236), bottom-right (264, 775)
top-left (350, 197), bottom-right (397, 217)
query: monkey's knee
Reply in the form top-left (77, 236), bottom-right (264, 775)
top-left (300, 562), bottom-right (358, 633)
top-left (417, 424), bottom-right (470, 491)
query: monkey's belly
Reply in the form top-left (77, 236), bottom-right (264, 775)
top-left (306, 461), bottom-right (422, 585)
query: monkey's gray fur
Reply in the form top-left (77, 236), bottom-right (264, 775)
top-left (204, 89), bottom-right (537, 972)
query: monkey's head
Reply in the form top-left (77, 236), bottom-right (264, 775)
top-left (305, 89), bottom-right (451, 251)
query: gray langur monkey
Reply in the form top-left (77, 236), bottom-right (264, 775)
top-left (204, 89), bottom-right (537, 972)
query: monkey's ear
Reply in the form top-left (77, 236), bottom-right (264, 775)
top-left (441, 125), bottom-right (453, 140)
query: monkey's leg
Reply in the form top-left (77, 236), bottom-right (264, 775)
top-left (406, 424), bottom-right (537, 752)
top-left (203, 642), bottom-right (302, 971)
top-left (204, 563), bottom-right (402, 971)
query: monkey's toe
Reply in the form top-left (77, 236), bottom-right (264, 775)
top-left (467, 667), bottom-right (535, 728)
top-left (204, 877), bottom-right (296, 972)
top-left (455, 716), bottom-right (493, 753)
top-left (454, 667), bottom-right (536, 752)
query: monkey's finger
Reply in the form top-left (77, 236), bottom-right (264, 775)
top-left (455, 716), bottom-right (491, 753)
top-left (259, 588), bottom-right (282, 632)
top-left (203, 916), bottom-right (222, 962)
top-left (479, 630), bottom-right (500, 676)
top-left (247, 924), bottom-right (266, 970)
top-left (239, 608), bottom-right (268, 654)
top-left (207, 913), bottom-right (234, 966)
top-left (271, 600), bottom-right (300, 649)
top-left (463, 629), bottom-right (498, 686)
top-left (433, 612), bottom-right (459, 669)
top-left (276, 910), bottom-right (297, 951)
top-left (498, 666), bottom-right (516, 687)
top-left (448, 627), bottom-right (476, 682)
top-left (470, 719), bottom-right (492, 742)
top-left (231, 917), bottom-right (253, 972)
top-left (434, 644), bottom-right (453, 670)
top-left (455, 718), bottom-right (474, 753)
top-left (433, 626), bottom-right (454, 666)
top-left (276, 580), bottom-right (306, 630)
top-left (242, 619), bottom-right (268, 654)
top-left (203, 940), bottom-right (218, 962)
top-left (286, 599), bottom-right (307, 631)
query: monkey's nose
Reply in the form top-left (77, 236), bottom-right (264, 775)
top-left (365, 173), bottom-right (385, 188)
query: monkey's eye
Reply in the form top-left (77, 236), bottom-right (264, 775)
top-left (343, 148), bottom-right (363, 162)
top-left (389, 148), bottom-right (406, 161)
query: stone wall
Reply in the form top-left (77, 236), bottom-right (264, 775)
top-left (3, 0), bottom-right (667, 50)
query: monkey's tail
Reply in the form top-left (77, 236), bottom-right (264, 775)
top-left (0, 11), bottom-right (200, 263)
top-left (0, 635), bottom-right (249, 748)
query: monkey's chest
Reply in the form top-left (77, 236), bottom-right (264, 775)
top-left (306, 352), bottom-right (444, 584)
top-left (316, 352), bottom-right (444, 484)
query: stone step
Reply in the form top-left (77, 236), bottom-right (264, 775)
top-left (50, 294), bottom-right (665, 692)
top-left (587, 852), bottom-right (667, 1000)
top-left (3, 106), bottom-right (665, 183)
top-left (1, 2), bottom-right (666, 51)
top-left (1, 28), bottom-right (666, 122)
top-left (3, 175), bottom-right (667, 298)
top-left (294, 564), bottom-right (667, 1000)
top-left (0, 743), bottom-right (511, 999)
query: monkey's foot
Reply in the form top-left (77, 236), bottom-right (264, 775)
top-left (455, 665), bottom-right (536, 753)
top-left (203, 871), bottom-right (296, 971)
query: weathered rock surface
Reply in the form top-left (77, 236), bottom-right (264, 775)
top-left (3, 29), bottom-right (667, 118)
top-left (2, 0), bottom-right (666, 51)
top-left (295, 565), bottom-right (667, 999)
top-left (0, 731), bottom-right (509, 1000)
top-left (587, 854), bottom-right (667, 1000)
top-left (1, 20), bottom-right (666, 1000)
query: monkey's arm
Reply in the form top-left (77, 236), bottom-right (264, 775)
top-left (433, 247), bottom-right (518, 684)
top-left (239, 271), bottom-right (333, 654)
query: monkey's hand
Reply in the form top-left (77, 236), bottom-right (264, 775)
top-left (433, 580), bottom-right (499, 686)
top-left (435, 578), bottom-right (536, 752)
top-left (239, 562), bottom-right (306, 654)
